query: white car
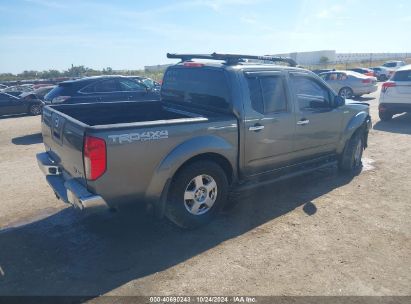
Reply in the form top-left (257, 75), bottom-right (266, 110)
top-left (370, 66), bottom-right (390, 81)
top-left (382, 60), bottom-right (406, 69)
top-left (379, 64), bottom-right (411, 121)
top-left (382, 60), bottom-right (407, 79)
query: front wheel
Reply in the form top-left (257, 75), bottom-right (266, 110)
top-left (166, 161), bottom-right (228, 229)
top-left (339, 130), bottom-right (364, 174)
top-left (379, 75), bottom-right (388, 81)
top-left (339, 87), bottom-right (353, 99)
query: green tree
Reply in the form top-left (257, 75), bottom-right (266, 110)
top-left (319, 56), bottom-right (329, 65)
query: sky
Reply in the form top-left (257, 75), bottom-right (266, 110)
top-left (1, 0), bottom-right (410, 73)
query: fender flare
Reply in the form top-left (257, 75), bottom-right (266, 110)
top-left (337, 111), bottom-right (370, 153)
top-left (144, 135), bottom-right (236, 217)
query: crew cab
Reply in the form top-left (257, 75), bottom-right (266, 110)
top-left (37, 53), bottom-right (371, 228)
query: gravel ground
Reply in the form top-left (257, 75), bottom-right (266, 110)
top-left (0, 85), bottom-right (410, 298)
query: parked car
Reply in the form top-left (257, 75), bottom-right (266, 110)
top-left (311, 69), bottom-right (334, 75)
top-left (0, 92), bottom-right (43, 116)
top-left (319, 70), bottom-right (378, 98)
top-left (43, 76), bottom-right (160, 105)
top-left (20, 85), bottom-right (55, 101)
top-left (370, 67), bottom-right (390, 81)
top-left (381, 60), bottom-right (407, 78)
top-left (382, 60), bottom-right (406, 69)
top-left (1, 84), bottom-right (34, 97)
top-left (127, 76), bottom-right (161, 91)
top-left (349, 67), bottom-right (375, 77)
top-left (378, 64), bottom-right (411, 121)
top-left (37, 53), bottom-right (371, 229)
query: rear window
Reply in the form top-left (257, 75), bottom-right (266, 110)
top-left (392, 70), bottom-right (411, 81)
top-left (44, 85), bottom-right (74, 101)
top-left (383, 62), bottom-right (396, 68)
top-left (161, 67), bottom-right (230, 111)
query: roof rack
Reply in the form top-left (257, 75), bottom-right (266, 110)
top-left (166, 52), bottom-right (297, 67)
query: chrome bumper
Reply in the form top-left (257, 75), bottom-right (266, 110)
top-left (36, 152), bottom-right (108, 210)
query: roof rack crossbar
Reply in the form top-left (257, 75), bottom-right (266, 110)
top-left (166, 52), bottom-right (297, 67)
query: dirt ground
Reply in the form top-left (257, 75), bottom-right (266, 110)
top-left (0, 85), bottom-right (410, 298)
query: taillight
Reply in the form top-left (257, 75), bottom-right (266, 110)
top-left (378, 104), bottom-right (386, 112)
top-left (84, 136), bottom-right (106, 180)
top-left (381, 81), bottom-right (396, 93)
top-left (52, 96), bottom-right (70, 103)
top-left (362, 79), bottom-right (371, 84)
top-left (183, 62), bottom-right (204, 67)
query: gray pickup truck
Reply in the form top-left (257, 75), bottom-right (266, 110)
top-left (37, 53), bottom-right (371, 228)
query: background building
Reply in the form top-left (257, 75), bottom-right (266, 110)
top-left (272, 50), bottom-right (410, 65)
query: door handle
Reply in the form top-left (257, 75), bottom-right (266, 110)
top-left (297, 119), bottom-right (310, 125)
top-left (248, 124), bottom-right (265, 131)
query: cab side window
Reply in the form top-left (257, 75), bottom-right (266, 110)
top-left (93, 79), bottom-right (119, 93)
top-left (247, 75), bottom-right (288, 114)
top-left (291, 76), bottom-right (332, 110)
top-left (119, 79), bottom-right (146, 91)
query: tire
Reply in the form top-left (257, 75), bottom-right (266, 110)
top-left (28, 104), bottom-right (42, 116)
top-left (338, 130), bottom-right (364, 174)
top-left (339, 87), bottom-right (353, 99)
top-left (379, 111), bottom-right (393, 121)
top-left (165, 160), bottom-right (228, 229)
top-left (378, 75), bottom-right (387, 81)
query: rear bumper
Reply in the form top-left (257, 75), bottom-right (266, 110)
top-left (379, 103), bottom-right (411, 114)
top-left (354, 85), bottom-right (378, 95)
top-left (37, 152), bottom-right (108, 210)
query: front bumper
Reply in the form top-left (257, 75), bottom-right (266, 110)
top-left (37, 152), bottom-right (108, 210)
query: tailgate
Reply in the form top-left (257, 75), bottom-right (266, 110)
top-left (41, 106), bottom-right (87, 186)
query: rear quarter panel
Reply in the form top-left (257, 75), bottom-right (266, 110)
top-left (87, 117), bottom-right (238, 207)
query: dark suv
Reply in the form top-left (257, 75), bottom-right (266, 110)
top-left (44, 76), bottom-right (160, 105)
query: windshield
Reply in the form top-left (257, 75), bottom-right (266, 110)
top-left (142, 78), bottom-right (155, 89)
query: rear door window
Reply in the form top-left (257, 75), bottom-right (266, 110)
top-left (247, 75), bottom-right (288, 114)
top-left (162, 68), bottom-right (230, 111)
top-left (93, 79), bottom-right (119, 92)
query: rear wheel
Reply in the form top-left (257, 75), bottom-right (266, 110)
top-left (28, 104), bottom-right (42, 116)
top-left (166, 161), bottom-right (228, 229)
top-left (339, 87), bottom-right (353, 99)
top-left (339, 130), bottom-right (364, 173)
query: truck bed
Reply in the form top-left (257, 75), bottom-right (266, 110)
top-left (41, 99), bottom-right (238, 209)
top-left (51, 101), bottom-right (202, 126)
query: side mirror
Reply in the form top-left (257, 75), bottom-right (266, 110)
top-left (335, 95), bottom-right (345, 107)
